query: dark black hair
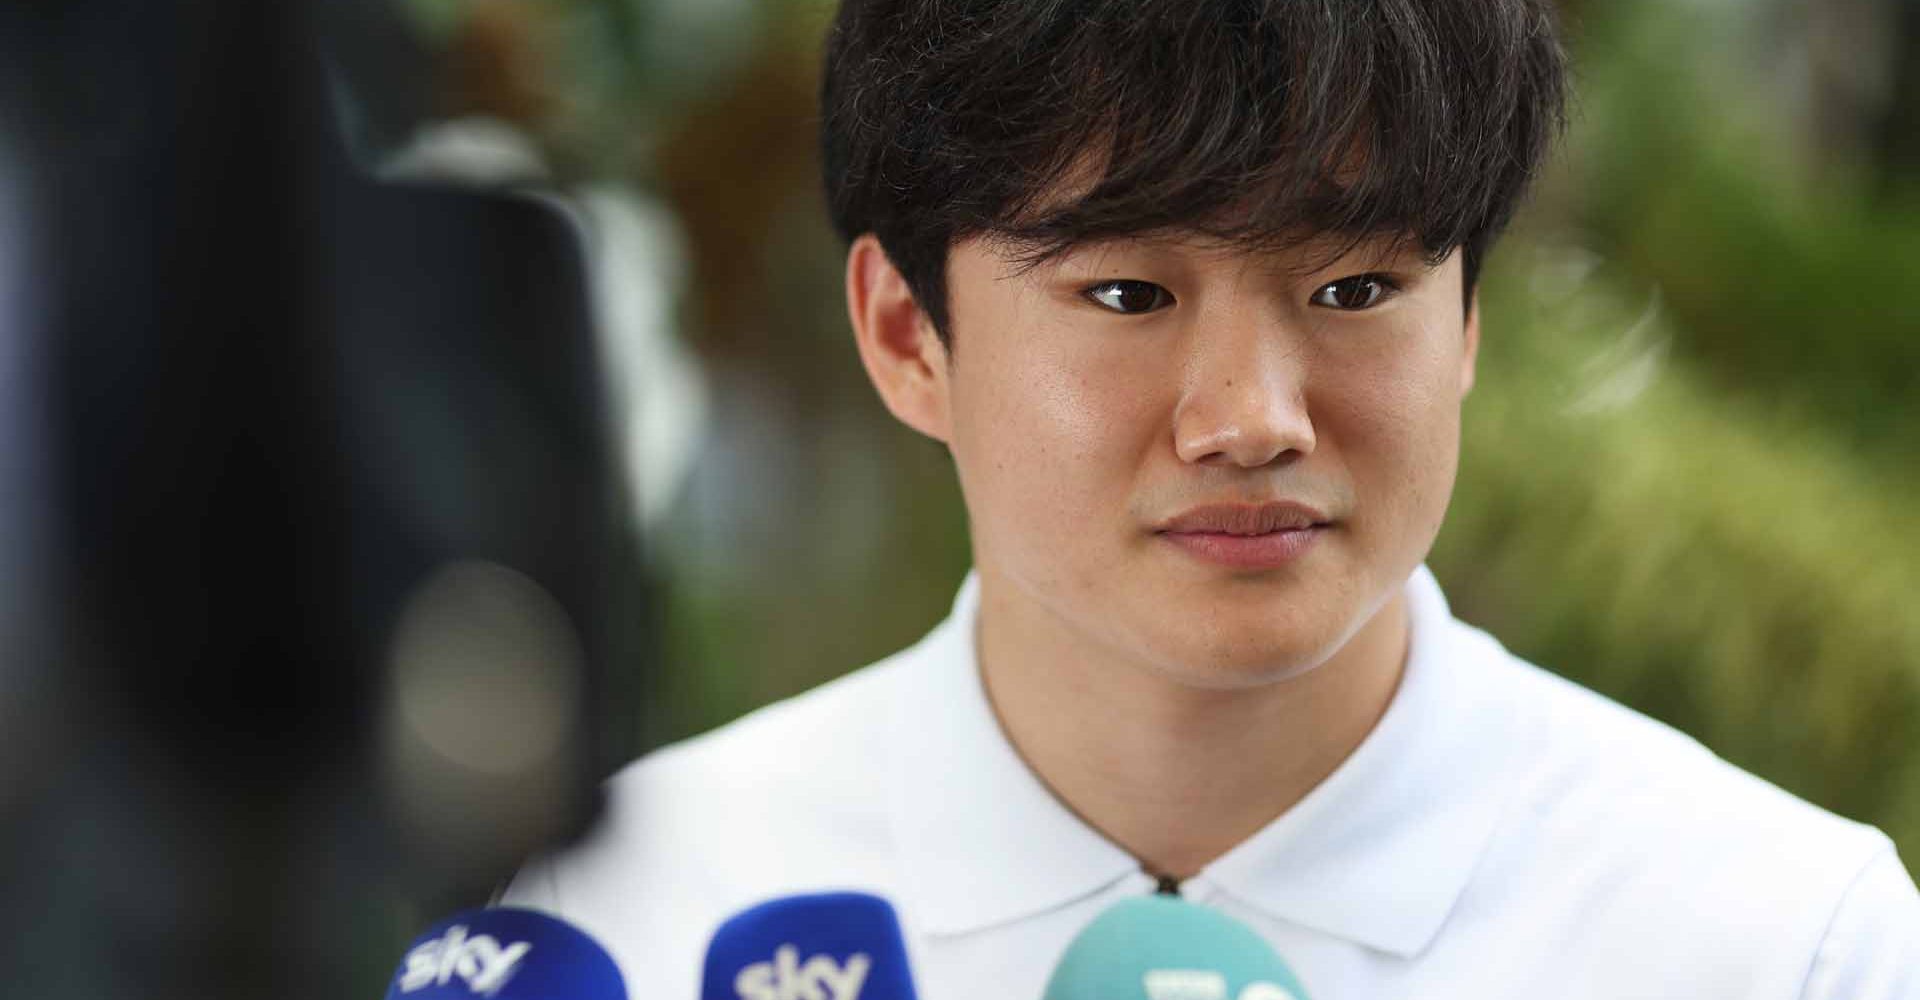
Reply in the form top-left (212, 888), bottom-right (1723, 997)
top-left (821, 0), bottom-right (1567, 341)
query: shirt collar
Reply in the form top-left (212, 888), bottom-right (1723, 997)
top-left (887, 566), bottom-right (1520, 954)
top-left (886, 573), bottom-right (1140, 936)
top-left (1191, 567), bottom-right (1521, 957)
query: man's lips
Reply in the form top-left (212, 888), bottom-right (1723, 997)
top-left (1153, 502), bottom-right (1332, 569)
top-left (1153, 501), bottom-right (1331, 535)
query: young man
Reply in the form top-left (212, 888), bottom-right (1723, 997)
top-left (505, 0), bottom-right (1920, 994)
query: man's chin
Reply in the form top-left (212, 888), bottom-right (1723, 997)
top-left (1132, 627), bottom-right (1352, 692)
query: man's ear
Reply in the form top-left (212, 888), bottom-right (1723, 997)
top-left (1461, 288), bottom-right (1481, 398)
top-left (846, 233), bottom-right (953, 442)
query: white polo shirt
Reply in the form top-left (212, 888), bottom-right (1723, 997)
top-left (502, 567), bottom-right (1920, 997)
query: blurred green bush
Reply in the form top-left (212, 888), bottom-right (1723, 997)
top-left (399, 0), bottom-right (1919, 877)
top-left (1437, 0), bottom-right (1920, 864)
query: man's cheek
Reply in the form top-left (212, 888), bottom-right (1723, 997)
top-left (1014, 348), bottom-right (1128, 436)
top-left (1337, 360), bottom-right (1458, 448)
top-left (991, 376), bottom-right (1130, 483)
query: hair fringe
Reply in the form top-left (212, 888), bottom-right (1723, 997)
top-left (823, 0), bottom-right (1567, 338)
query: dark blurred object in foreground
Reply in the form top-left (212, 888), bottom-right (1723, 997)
top-left (0, 2), bottom-right (638, 996)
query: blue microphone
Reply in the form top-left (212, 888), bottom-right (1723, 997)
top-left (701, 892), bottom-right (919, 1000)
top-left (385, 907), bottom-right (625, 1000)
top-left (1043, 896), bottom-right (1312, 1000)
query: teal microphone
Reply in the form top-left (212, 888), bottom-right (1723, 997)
top-left (1042, 896), bottom-right (1312, 1000)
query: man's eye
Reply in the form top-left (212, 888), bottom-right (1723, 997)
top-left (1084, 280), bottom-right (1172, 314)
top-left (1310, 274), bottom-right (1397, 310)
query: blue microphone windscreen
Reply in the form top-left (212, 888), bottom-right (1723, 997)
top-left (1042, 896), bottom-right (1312, 1000)
top-left (701, 892), bottom-right (918, 1000)
top-left (386, 907), bottom-right (625, 1000)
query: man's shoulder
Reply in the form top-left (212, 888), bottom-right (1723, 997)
top-left (630, 647), bottom-right (912, 792)
top-left (511, 642), bottom-right (919, 878)
top-left (499, 649), bottom-right (921, 988)
top-left (592, 643), bottom-right (913, 863)
top-left (1462, 623), bottom-right (1900, 968)
top-left (1482, 629), bottom-right (1878, 853)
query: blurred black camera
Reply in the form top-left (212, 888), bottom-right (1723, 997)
top-left (0, 3), bottom-right (641, 996)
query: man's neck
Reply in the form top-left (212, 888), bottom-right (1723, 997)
top-left (974, 574), bottom-right (1410, 881)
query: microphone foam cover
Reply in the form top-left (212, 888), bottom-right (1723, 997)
top-left (1042, 896), bottom-right (1311, 1000)
top-left (385, 907), bottom-right (624, 1000)
top-left (701, 892), bottom-right (918, 1000)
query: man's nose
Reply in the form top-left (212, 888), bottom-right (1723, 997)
top-left (1171, 317), bottom-right (1316, 469)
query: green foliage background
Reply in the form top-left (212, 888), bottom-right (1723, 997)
top-left (407, 0), bottom-right (1920, 878)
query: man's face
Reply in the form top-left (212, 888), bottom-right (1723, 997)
top-left (933, 233), bottom-right (1478, 688)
